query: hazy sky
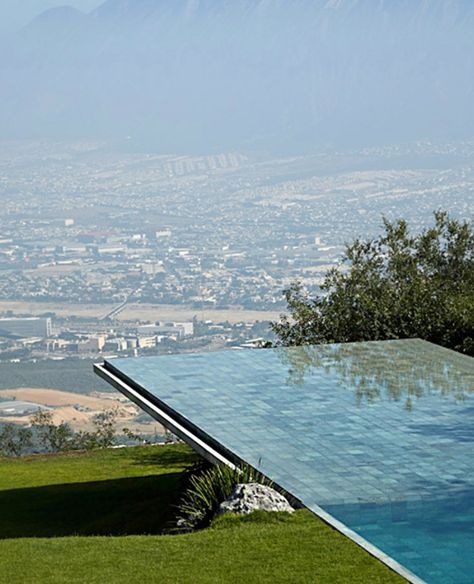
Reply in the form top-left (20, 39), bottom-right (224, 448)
top-left (2, 0), bottom-right (473, 152)
top-left (0, 0), bottom-right (102, 35)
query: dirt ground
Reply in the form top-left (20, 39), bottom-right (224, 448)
top-left (0, 388), bottom-right (163, 435)
top-left (0, 300), bottom-right (282, 324)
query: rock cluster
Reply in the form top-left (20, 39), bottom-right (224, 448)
top-left (219, 483), bottom-right (294, 515)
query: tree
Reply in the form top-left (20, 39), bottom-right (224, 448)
top-left (0, 424), bottom-right (33, 457)
top-left (30, 410), bottom-right (75, 453)
top-left (90, 408), bottom-right (119, 448)
top-left (73, 408), bottom-right (119, 451)
top-left (272, 211), bottom-right (474, 355)
top-left (30, 408), bottom-right (119, 453)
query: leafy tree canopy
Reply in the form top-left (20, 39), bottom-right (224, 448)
top-left (272, 211), bottom-right (474, 356)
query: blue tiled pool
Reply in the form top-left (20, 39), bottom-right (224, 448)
top-left (97, 339), bottom-right (474, 584)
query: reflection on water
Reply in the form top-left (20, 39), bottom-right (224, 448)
top-left (325, 488), bottom-right (474, 584)
top-left (278, 339), bottom-right (474, 409)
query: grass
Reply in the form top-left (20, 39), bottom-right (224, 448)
top-left (0, 445), bottom-right (405, 583)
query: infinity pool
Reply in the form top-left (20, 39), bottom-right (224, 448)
top-left (96, 339), bottom-right (474, 584)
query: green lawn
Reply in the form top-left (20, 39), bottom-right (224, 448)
top-left (0, 445), bottom-right (405, 583)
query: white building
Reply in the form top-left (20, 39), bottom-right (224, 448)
top-left (137, 321), bottom-right (193, 339)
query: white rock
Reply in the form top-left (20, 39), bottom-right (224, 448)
top-left (219, 483), bottom-right (294, 515)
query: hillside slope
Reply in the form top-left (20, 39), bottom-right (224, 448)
top-left (0, 445), bottom-right (403, 583)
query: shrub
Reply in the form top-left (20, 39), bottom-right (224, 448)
top-left (30, 410), bottom-right (75, 453)
top-left (30, 408), bottom-right (120, 453)
top-left (176, 462), bottom-right (272, 531)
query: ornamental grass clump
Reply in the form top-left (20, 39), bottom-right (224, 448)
top-left (176, 462), bottom-right (272, 531)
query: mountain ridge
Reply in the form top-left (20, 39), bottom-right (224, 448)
top-left (1, 0), bottom-right (474, 152)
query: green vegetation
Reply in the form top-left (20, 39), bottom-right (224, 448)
top-left (177, 461), bottom-right (273, 530)
top-left (273, 212), bottom-right (474, 355)
top-left (0, 445), bottom-right (404, 583)
top-left (0, 409), bottom-right (133, 457)
top-left (29, 410), bottom-right (76, 454)
top-left (0, 424), bottom-right (33, 457)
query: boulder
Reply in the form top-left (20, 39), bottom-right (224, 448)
top-left (218, 483), bottom-right (294, 515)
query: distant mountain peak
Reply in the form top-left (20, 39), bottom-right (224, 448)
top-left (25, 5), bottom-right (87, 33)
top-left (3, 0), bottom-right (474, 152)
top-left (32, 5), bottom-right (86, 23)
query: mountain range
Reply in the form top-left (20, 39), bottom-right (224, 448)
top-left (1, 0), bottom-right (474, 153)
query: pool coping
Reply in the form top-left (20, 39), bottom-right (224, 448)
top-left (95, 360), bottom-right (427, 584)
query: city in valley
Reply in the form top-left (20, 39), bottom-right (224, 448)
top-left (0, 138), bottom-right (473, 370)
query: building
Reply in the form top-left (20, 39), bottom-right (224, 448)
top-left (0, 317), bottom-right (52, 338)
top-left (103, 338), bottom-right (128, 352)
top-left (137, 321), bottom-right (194, 340)
top-left (77, 335), bottom-right (106, 353)
top-left (138, 336), bottom-right (157, 349)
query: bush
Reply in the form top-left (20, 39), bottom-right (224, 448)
top-left (0, 424), bottom-right (33, 457)
top-left (30, 408), bottom-right (122, 454)
top-left (176, 462), bottom-right (272, 531)
top-left (30, 410), bottom-right (76, 453)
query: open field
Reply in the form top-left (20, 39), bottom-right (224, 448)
top-left (0, 388), bottom-right (121, 408)
top-left (0, 388), bottom-right (162, 435)
top-left (0, 445), bottom-right (404, 584)
top-left (0, 300), bottom-right (282, 323)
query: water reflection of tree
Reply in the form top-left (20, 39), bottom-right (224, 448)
top-left (277, 339), bottom-right (474, 409)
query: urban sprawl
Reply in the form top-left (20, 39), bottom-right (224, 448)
top-left (0, 139), bottom-right (473, 363)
